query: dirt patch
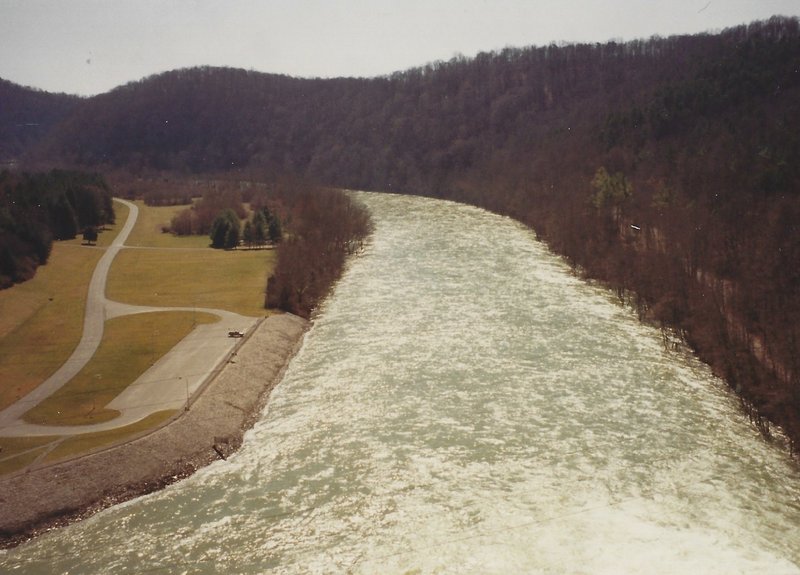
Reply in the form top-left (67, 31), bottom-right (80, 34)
top-left (0, 313), bottom-right (309, 548)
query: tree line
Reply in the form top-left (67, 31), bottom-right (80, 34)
top-left (264, 178), bottom-right (372, 317)
top-left (0, 169), bottom-right (115, 288)
top-left (207, 204), bottom-right (282, 249)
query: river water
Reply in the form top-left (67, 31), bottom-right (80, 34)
top-left (3, 193), bottom-right (800, 574)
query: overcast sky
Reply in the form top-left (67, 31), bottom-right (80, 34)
top-left (1, 0), bottom-right (798, 96)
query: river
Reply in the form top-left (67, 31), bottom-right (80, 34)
top-left (2, 192), bottom-right (799, 574)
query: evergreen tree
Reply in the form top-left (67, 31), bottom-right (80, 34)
top-left (268, 216), bottom-right (283, 243)
top-left (209, 214), bottom-right (229, 248)
top-left (242, 220), bottom-right (254, 248)
top-left (224, 217), bottom-right (241, 249)
top-left (0, 170), bottom-right (114, 289)
top-left (209, 208), bottom-right (241, 249)
top-left (82, 226), bottom-right (98, 245)
top-left (251, 209), bottom-right (268, 246)
top-left (50, 194), bottom-right (79, 240)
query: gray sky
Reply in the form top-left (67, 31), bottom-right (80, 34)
top-left (1, 0), bottom-right (798, 96)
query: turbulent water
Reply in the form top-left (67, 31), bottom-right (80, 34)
top-left (3, 193), bottom-right (800, 574)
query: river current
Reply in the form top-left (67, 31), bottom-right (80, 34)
top-left (3, 192), bottom-right (800, 574)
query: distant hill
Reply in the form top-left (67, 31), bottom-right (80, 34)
top-left (7, 16), bottom-right (800, 450)
top-left (0, 79), bottom-right (79, 166)
top-left (29, 18), bottom-right (799, 196)
top-left (28, 31), bottom-right (726, 187)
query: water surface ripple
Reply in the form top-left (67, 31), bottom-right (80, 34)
top-left (3, 192), bottom-right (800, 574)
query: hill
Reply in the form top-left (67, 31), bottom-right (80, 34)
top-left (0, 79), bottom-right (79, 167)
top-left (29, 20), bottom-right (794, 189)
top-left (8, 16), bottom-right (800, 450)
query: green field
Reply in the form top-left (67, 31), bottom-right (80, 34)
top-left (111, 201), bottom-right (275, 317)
top-left (0, 203), bottom-right (129, 410)
top-left (108, 248), bottom-right (274, 317)
top-left (0, 197), bottom-right (274, 473)
top-left (23, 311), bottom-right (217, 426)
top-left (124, 200), bottom-right (211, 249)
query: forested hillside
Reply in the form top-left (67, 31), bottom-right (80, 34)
top-left (30, 19), bottom-right (797, 192)
top-left (6, 16), bottom-right (800, 449)
top-left (0, 80), bottom-right (79, 166)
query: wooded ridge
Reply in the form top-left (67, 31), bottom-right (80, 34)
top-left (2, 16), bottom-right (798, 450)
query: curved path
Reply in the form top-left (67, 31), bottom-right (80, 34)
top-left (0, 200), bottom-right (260, 437)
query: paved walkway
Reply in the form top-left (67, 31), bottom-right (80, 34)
top-left (0, 200), bottom-right (260, 437)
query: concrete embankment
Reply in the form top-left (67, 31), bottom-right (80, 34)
top-left (0, 312), bottom-right (309, 548)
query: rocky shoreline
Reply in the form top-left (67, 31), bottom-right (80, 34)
top-left (0, 312), bottom-right (309, 549)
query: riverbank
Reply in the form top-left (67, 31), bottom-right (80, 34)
top-left (0, 312), bottom-right (308, 549)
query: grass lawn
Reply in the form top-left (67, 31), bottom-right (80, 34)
top-left (125, 200), bottom-right (210, 249)
top-left (24, 311), bottom-right (216, 426)
top-left (0, 201), bottom-right (129, 411)
top-left (0, 195), bottom-right (275, 474)
top-left (108, 247), bottom-right (275, 317)
top-left (111, 200), bottom-right (275, 317)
